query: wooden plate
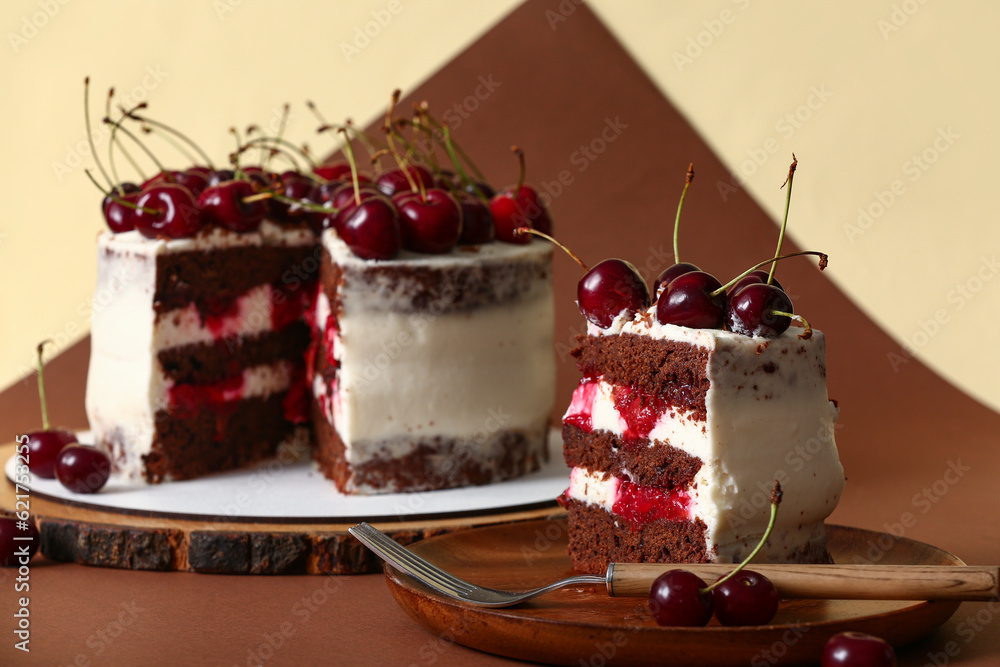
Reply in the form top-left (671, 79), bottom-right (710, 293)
top-left (384, 519), bottom-right (964, 666)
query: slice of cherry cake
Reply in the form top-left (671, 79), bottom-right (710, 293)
top-left (559, 312), bottom-right (845, 574)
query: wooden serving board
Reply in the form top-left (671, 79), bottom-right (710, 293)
top-left (385, 519), bottom-right (965, 667)
top-left (0, 443), bottom-right (564, 575)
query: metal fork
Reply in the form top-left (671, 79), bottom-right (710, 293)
top-left (349, 522), bottom-right (608, 607)
top-left (349, 522), bottom-right (1000, 607)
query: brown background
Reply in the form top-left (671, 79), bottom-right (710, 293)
top-left (2, 1), bottom-right (998, 664)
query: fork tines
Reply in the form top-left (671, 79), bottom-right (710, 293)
top-left (349, 522), bottom-right (476, 599)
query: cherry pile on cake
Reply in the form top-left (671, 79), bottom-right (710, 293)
top-left (81, 81), bottom-right (554, 493)
top-left (553, 160), bottom-right (846, 572)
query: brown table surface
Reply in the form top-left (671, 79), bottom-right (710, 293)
top-left (2, 2), bottom-right (998, 664)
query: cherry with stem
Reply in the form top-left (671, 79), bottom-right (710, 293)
top-left (26, 340), bottom-right (78, 479)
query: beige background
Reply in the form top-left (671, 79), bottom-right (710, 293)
top-left (2, 0), bottom-right (997, 413)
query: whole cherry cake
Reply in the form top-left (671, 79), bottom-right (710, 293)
top-left (556, 161), bottom-right (846, 573)
top-left (83, 83), bottom-right (555, 492)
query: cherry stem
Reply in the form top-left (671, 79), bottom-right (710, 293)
top-left (441, 125), bottom-right (488, 203)
top-left (269, 104), bottom-right (290, 169)
top-left (421, 106), bottom-right (487, 183)
top-left (245, 136), bottom-right (317, 169)
top-left (244, 191), bottom-right (338, 214)
top-left (770, 310), bottom-right (812, 339)
top-left (83, 77), bottom-right (114, 190)
top-left (229, 127), bottom-right (244, 179)
top-left (768, 154), bottom-right (797, 285)
top-left (674, 163), bottom-right (694, 264)
top-left (710, 250), bottom-right (828, 297)
top-left (338, 128), bottom-right (362, 207)
top-left (107, 96), bottom-right (147, 187)
top-left (511, 146), bottom-right (526, 193)
top-left (104, 118), bottom-right (170, 179)
top-left (703, 481), bottom-right (783, 593)
top-left (127, 113), bottom-right (216, 170)
top-left (234, 140), bottom-right (303, 174)
top-left (35, 340), bottom-right (52, 430)
top-left (141, 119), bottom-right (197, 164)
top-left (406, 109), bottom-right (442, 172)
top-left (514, 228), bottom-right (588, 271)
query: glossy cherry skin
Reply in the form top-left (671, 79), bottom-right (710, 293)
top-left (711, 571), bottom-right (779, 626)
top-left (207, 169), bottom-right (236, 187)
top-left (134, 184), bottom-right (204, 239)
top-left (656, 271), bottom-right (727, 329)
top-left (393, 189), bottom-right (463, 254)
top-left (490, 185), bottom-right (552, 243)
top-left (822, 632), bottom-right (897, 667)
top-left (101, 182), bottom-right (142, 233)
top-left (456, 193), bottom-right (494, 244)
top-left (331, 185), bottom-right (387, 229)
top-left (168, 170), bottom-right (208, 197)
top-left (725, 282), bottom-right (794, 338)
top-left (729, 269), bottom-right (784, 296)
top-left (337, 197), bottom-right (402, 260)
top-left (269, 171), bottom-right (315, 223)
top-left (578, 258), bottom-right (651, 328)
top-left (653, 262), bottom-right (701, 298)
top-left (55, 445), bottom-right (112, 494)
top-left (375, 165), bottom-right (435, 197)
top-left (25, 429), bottom-right (78, 478)
top-left (309, 180), bottom-right (345, 206)
top-left (197, 180), bottom-right (266, 232)
top-left (185, 165), bottom-right (213, 180)
top-left (313, 163), bottom-right (354, 181)
top-left (0, 517), bottom-right (40, 567)
top-left (648, 570), bottom-right (713, 627)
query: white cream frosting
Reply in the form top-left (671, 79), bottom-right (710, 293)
top-left (321, 231), bottom-right (556, 468)
top-left (566, 307), bottom-right (845, 562)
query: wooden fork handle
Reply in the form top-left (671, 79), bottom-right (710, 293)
top-left (607, 564), bottom-right (1000, 601)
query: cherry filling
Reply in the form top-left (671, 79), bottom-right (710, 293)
top-left (196, 279), bottom-right (320, 338)
top-left (613, 480), bottom-right (691, 527)
top-left (281, 367), bottom-right (310, 424)
top-left (563, 379), bottom-right (599, 431)
top-left (168, 374), bottom-right (245, 425)
top-left (271, 280), bottom-right (319, 332)
top-left (611, 385), bottom-right (670, 443)
top-left (323, 313), bottom-right (340, 369)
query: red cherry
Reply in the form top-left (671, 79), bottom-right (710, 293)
top-left (490, 185), bottom-right (552, 243)
top-left (55, 445), bottom-right (112, 494)
top-left (134, 184), bottom-right (204, 239)
top-left (728, 269), bottom-right (784, 296)
top-left (269, 171), bottom-right (315, 223)
top-left (653, 262), bottom-right (701, 298)
top-left (725, 282), bottom-right (793, 338)
top-left (649, 570), bottom-right (713, 627)
top-left (314, 163), bottom-right (354, 181)
top-left (185, 165), bottom-right (213, 180)
top-left (26, 429), bottom-right (77, 478)
top-left (457, 193), bottom-right (494, 244)
top-left (0, 517), bottom-right (40, 567)
top-left (167, 170), bottom-right (208, 197)
top-left (578, 259), bottom-right (651, 328)
top-left (101, 182), bottom-right (142, 233)
top-left (822, 632), bottom-right (897, 667)
top-left (197, 180), bottom-right (265, 233)
top-left (375, 165), bottom-right (435, 197)
top-left (337, 197), bottom-right (402, 260)
top-left (711, 571), bottom-right (779, 626)
top-left (655, 271), bottom-right (726, 329)
top-left (393, 188), bottom-right (463, 254)
top-left (207, 169), bottom-right (236, 187)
